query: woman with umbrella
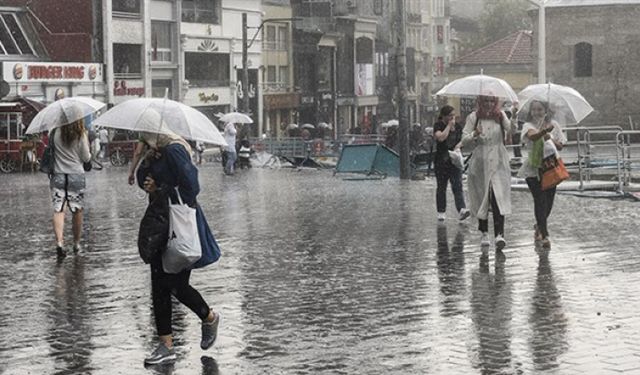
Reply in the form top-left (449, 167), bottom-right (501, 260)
top-left (461, 95), bottom-right (512, 250)
top-left (49, 116), bottom-right (92, 258)
top-left (136, 131), bottom-right (220, 365)
top-left (517, 99), bottom-right (566, 248)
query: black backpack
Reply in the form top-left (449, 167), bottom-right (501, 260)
top-left (39, 129), bottom-right (56, 176)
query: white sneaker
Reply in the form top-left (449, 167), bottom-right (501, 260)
top-left (437, 212), bottom-right (446, 221)
top-left (458, 208), bottom-right (470, 221)
top-left (495, 235), bottom-right (506, 251)
top-left (480, 232), bottom-right (490, 246)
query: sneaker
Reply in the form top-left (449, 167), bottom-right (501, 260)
top-left (541, 237), bottom-right (551, 248)
top-left (56, 245), bottom-right (66, 258)
top-left (437, 212), bottom-right (446, 221)
top-left (495, 235), bottom-right (506, 251)
top-left (458, 208), bottom-right (470, 221)
top-left (480, 232), bottom-right (490, 246)
top-left (144, 343), bottom-right (176, 366)
top-left (72, 244), bottom-right (82, 253)
top-left (201, 311), bottom-right (220, 350)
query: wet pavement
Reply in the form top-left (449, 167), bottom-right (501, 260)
top-left (1, 165), bottom-right (640, 374)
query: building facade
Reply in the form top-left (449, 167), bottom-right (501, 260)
top-left (1, 0), bottom-right (105, 103)
top-left (535, 0), bottom-right (640, 126)
top-left (261, 0), bottom-right (298, 138)
top-left (104, 0), bottom-right (263, 132)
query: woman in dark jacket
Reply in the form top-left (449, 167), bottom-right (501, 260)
top-left (433, 105), bottom-right (470, 222)
top-left (136, 131), bottom-right (220, 366)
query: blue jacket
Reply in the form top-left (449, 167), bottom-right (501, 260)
top-left (137, 143), bottom-right (220, 267)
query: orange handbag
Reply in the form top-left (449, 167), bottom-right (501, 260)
top-left (540, 154), bottom-right (570, 190)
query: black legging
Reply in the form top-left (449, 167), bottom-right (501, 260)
top-left (478, 187), bottom-right (504, 237)
top-left (526, 177), bottom-right (556, 238)
top-left (150, 259), bottom-right (210, 336)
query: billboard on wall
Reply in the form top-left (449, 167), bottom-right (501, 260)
top-left (3, 62), bottom-right (103, 83)
top-left (356, 64), bottom-right (373, 96)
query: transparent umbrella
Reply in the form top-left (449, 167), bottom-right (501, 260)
top-left (301, 123), bottom-right (315, 129)
top-left (436, 74), bottom-right (518, 102)
top-left (25, 97), bottom-right (106, 134)
top-left (93, 98), bottom-right (227, 146)
top-left (517, 83), bottom-right (594, 125)
top-left (218, 112), bottom-right (253, 124)
top-left (287, 123), bottom-right (298, 130)
top-left (318, 122), bottom-right (332, 129)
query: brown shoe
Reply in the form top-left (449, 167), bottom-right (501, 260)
top-left (541, 237), bottom-right (551, 248)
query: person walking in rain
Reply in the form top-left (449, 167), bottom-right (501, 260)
top-left (433, 105), bottom-right (470, 222)
top-left (518, 100), bottom-right (566, 248)
top-left (223, 122), bottom-right (237, 175)
top-left (49, 117), bottom-right (92, 258)
top-left (136, 132), bottom-right (220, 365)
top-left (461, 95), bottom-right (512, 249)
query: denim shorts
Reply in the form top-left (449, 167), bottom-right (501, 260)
top-left (49, 173), bottom-right (86, 213)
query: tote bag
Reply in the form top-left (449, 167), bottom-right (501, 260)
top-left (162, 188), bottom-right (202, 273)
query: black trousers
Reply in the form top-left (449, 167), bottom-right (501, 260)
top-left (151, 259), bottom-right (210, 336)
top-left (435, 163), bottom-right (466, 214)
top-left (526, 177), bottom-right (556, 238)
top-left (478, 187), bottom-right (505, 237)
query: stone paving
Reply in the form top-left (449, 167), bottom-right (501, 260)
top-left (1, 165), bottom-right (639, 374)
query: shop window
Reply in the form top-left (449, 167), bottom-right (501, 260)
top-left (0, 14), bottom-right (33, 55)
top-left (266, 66), bottom-right (276, 82)
top-left (113, 0), bottom-right (140, 14)
top-left (152, 79), bottom-right (173, 99)
top-left (279, 66), bottom-right (289, 85)
top-left (0, 113), bottom-right (21, 141)
top-left (185, 52), bottom-right (229, 87)
top-left (574, 42), bottom-right (592, 78)
top-left (151, 22), bottom-right (173, 63)
top-left (264, 25), bottom-right (276, 50)
top-left (278, 26), bottom-right (288, 50)
top-left (182, 0), bottom-right (220, 24)
top-left (113, 43), bottom-right (142, 78)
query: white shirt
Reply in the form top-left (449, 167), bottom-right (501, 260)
top-left (518, 120), bottom-right (567, 179)
top-left (224, 123), bottom-right (237, 152)
top-left (98, 128), bottom-right (109, 143)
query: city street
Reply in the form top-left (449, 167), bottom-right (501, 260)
top-left (1, 164), bottom-right (640, 374)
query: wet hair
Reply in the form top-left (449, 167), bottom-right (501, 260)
top-left (438, 105), bottom-right (455, 120)
top-left (60, 119), bottom-right (86, 146)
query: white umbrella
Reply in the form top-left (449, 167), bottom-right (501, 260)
top-left (383, 119), bottom-right (399, 127)
top-left (517, 83), bottom-right (594, 125)
top-left (318, 122), bottom-right (332, 129)
top-left (436, 74), bottom-right (518, 102)
top-left (26, 97), bottom-right (106, 134)
top-left (287, 123), bottom-right (298, 130)
top-left (218, 112), bottom-right (253, 124)
top-left (93, 98), bottom-right (227, 146)
top-left (301, 123), bottom-right (315, 129)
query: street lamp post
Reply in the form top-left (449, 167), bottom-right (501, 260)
top-left (241, 13), bottom-right (300, 116)
top-left (525, 0), bottom-right (547, 84)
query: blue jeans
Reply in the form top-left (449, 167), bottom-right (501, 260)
top-left (225, 151), bottom-right (237, 174)
top-left (435, 163), bottom-right (466, 213)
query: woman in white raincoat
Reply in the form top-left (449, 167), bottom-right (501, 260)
top-left (461, 95), bottom-right (512, 250)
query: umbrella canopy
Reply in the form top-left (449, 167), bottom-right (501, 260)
top-left (435, 74), bottom-right (518, 102)
top-left (383, 119), bottom-right (399, 127)
top-left (93, 98), bottom-right (227, 146)
top-left (301, 123), bottom-right (315, 129)
top-left (218, 112), bottom-right (253, 124)
top-left (517, 83), bottom-right (594, 125)
top-left (318, 122), bottom-right (332, 129)
top-left (287, 123), bottom-right (298, 130)
top-left (25, 97), bottom-right (106, 134)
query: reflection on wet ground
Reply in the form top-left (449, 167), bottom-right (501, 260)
top-left (1, 166), bottom-right (640, 374)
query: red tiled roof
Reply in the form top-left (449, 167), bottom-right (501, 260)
top-left (452, 30), bottom-right (533, 65)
